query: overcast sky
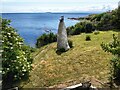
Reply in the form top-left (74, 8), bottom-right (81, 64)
top-left (1, 0), bottom-right (120, 13)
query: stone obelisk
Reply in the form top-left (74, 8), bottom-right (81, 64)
top-left (118, 1), bottom-right (120, 7)
top-left (57, 16), bottom-right (70, 51)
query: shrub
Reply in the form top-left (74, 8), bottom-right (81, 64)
top-left (71, 27), bottom-right (81, 35)
top-left (85, 35), bottom-right (91, 41)
top-left (101, 34), bottom-right (120, 84)
top-left (2, 19), bottom-right (33, 84)
top-left (84, 21), bottom-right (94, 33)
top-left (111, 57), bottom-right (120, 80)
top-left (36, 32), bottom-right (57, 48)
top-left (116, 7), bottom-right (120, 29)
top-left (66, 26), bottom-right (74, 35)
top-left (67, 21), bottom-right (95, 36)
top-left (57, 48), bottom-right (66, 52)
top-left (68, 40), bottom-right (73, 48)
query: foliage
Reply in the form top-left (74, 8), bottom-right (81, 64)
top-left (101, 34), bottom-right (120, 55)
top-left (115, 7), bottom-right (120, 29)
top-left (101, 34), bottom-right (120, 82)
top-left (68, 40), bottom-right (73, 48)
top-left (71, 26), bottom-right (81, 35)
top-left (85, 35), bottom-right (91, 41)
top-left (67, 21), bottom-right (95, 35)
top-left (96, 13), bottom-right (115, 30)
top-left (78, 8), bottom-right (120, 31)
top-left (2, 19), bottom-right (33, 82)
top-left (66, 26), bottom-right (74, 35)
top-left (84, 21), bottom-right (94, 33)
top-left (57, 48), bottom-right (66, 52)
top-left (90, 13), bottom-right (105, 21)
top-left (36, 32), bottom-right (57, 48)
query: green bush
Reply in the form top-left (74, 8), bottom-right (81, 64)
top-left (71, 27), bottom-right (81, 35)
top-left (36, 32), bottom-right (57, 48)
top-left (84, 21), bottom-right (94, 33)
top-left (91, 13), bottom-right (105, 21)
top-left (116, 7), bottom-right (120, 29)
top-left (66, 26), bottom-right (74, 35)
top-left (2, 19), bottom-right (33, 82)
top-left (57, 48), bottom-right (66, 52)
top-left (85, 35), bottom-right (91, 41)
top-left (68, 40), bottom-right (73, 48)
top-left (101, 34), bottom-right (120, 83)
top-left (111, 57), bottom-right (120, 80)
top-left (67, 21), bottom-right (95, 35)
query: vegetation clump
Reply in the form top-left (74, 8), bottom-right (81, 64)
top-left (67, 21), bottom-right (95, 35)
top-left (36, 32), bottom-right (57, 48)
top-left (2, 19), bottom-right (33, 88)
top-left (101, 34), bottom-right (120, 86)
top-left (85, 35), bottom-right (91, 41)
top-left (67, 7), bottom-right (120, 35)
top-left (68, 40), bottom-right (73, 48)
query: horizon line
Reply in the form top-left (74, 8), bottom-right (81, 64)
top-left (1, 11), bottom-right (106, 14)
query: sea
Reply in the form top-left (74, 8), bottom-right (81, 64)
top-left (2, 13), bottom-right (92, 47)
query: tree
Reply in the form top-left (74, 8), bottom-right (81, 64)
top-left (2, 19), bottom-right (33, 88)
top-left (116, 6), bottom-right (120, 29)
top-left (84, 21), bottom-right (94, 33)
top-left (101, 34), bottom-right (120, 86)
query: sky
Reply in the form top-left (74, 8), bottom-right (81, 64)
top-left (1, 0), bottom-right (120, 13)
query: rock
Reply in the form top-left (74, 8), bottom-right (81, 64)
top-left (118, 1), bottom-right (120, 7)
top-left (57, 16), bottom-right (70, 51)
top-left (61, 82), bottom-right (97, 90)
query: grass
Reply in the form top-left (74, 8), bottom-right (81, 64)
top-left (19, 31), bottom-right (118, 88)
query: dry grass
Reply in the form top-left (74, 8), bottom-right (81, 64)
top-left (20, 31), bottom-right (118, 88)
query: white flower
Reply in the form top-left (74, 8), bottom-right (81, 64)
top-left (10, 47), bottom-right (13, 49)
top-left (23, 69), bottom-right (26, 72)
top-left (14, 75), bottom-right (17, 78)
top-left (2, 71), bottom-right (5, 74)
top-left (8, 33), bottom-right (10, 35)
top-left (7, 68), bottom-right (9, 70)
top-left (23, 57), bottom-right (27, 60)
top-left (18, 42), bottom-right (23, 45)
top-left (16, 56), bottom-right (19, 59)
top-left (16, 67), bottom-right (18, 69)
top-left (22, 67), bottom-right (25, 69)
top-left (9, 43), bottom-right (12, 45)
top-left (14, 37), bottom-right (18, 41)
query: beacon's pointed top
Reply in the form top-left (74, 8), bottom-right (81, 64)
top-left (60, 16), bottom-right (64, 22)
top-left (118, 1), bottom-right (120, 7)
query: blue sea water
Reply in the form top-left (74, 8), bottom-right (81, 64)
top-left (2, 13), bottom-right (91, 47)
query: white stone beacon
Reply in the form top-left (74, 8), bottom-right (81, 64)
top-left (118, 1), bottom-right (120, 7)
top-left (57, 16), bottom-right (70, 51)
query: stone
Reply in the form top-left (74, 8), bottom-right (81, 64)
top-left (57, 16), bottom-right (70, 51)
top-left (118, 1), bottom-right (120, 7)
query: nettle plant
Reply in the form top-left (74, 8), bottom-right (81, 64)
top-left (2, 19), bottom-right (33, 81)
top-left (101, 34), bottom-right (120, 81)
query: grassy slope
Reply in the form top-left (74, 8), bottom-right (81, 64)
top-left (20, 31), bottom-right (118, 88)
